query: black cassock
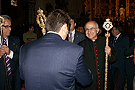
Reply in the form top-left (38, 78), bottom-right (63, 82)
top-left (78, 36), bottom-right (117, 90)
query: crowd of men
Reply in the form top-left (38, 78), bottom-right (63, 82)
top-left (0, 9), bottom-right (134, 90)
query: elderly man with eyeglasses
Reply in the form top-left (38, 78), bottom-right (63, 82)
top-left (78, 21), bottom-right (117, 90)
top-left (0, 15), bottom-right (21, 90)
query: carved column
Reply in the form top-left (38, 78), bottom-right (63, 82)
top-left (116, 0), bottom-right (119, 18)
top-left (95, 0), bottom-right (97, 18)
top-left (27, 0), bottom-right (36, 25)
top-left (89, 0), bottom-right (92, 20)
top-left (97, 0), bottom-right (101, 18)
top-left (133, 0), bottom-right (135, 18)
top-left (126, 0), bottom-right (129, 19)
top-left (109, 0), bottom-right (112, 18)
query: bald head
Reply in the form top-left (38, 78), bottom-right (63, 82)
top-left (85, 21), bottom-right (99, 29)
top-left (85, 21), bottom-right (99, 41)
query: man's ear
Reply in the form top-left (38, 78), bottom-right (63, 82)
top-left (97, 28), bottom-right (99, 34)
top-left (75, 23), bottom-right (76, 27)
top-left (61, 24), bottom-right (67, 34)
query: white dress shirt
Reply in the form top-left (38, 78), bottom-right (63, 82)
top-left (0, 36), bottom-right (14, 59)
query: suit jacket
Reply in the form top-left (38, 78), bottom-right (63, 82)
top-left (110, 34), bottom-right (129, 68)
top-left (125, 42), bottom-right (135, 56)
top-left (0, 35), bottom-right (21, 90)
top-left (73, 30), bottom-right (85, 44)
top-left (78, 36), bottom-right (117, 90)
top-left (19, 33), bottom-right (93, 90)
top-left (124, 42), bottom-right (135, 76)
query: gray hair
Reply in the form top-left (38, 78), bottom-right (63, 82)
top-left (94, 21), bottom-right (99, 29)
top-left (0, 15), bottom-right (11, 22)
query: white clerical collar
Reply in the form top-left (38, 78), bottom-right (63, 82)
top-left (47, 31), bottom-right (62, 38)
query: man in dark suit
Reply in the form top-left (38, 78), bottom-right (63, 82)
top-left (78, 21), bottom-right (117, 90)
top-left (125, 41), bottom-right (135, 90)
top-left (0, 15), bottom-right (21, 90)
top-left (19, 9), bottom-right (93, 90)
top-left (124, 29), bottom-right (135, 90)
top-left (110, 25), bottom-right (130, 90)
top-left (68, 15), bottom-right (85, 44)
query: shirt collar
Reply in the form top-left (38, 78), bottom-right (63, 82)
top-left (69, 29), bottom-right (75, 35)
top-left (0, 37), bottom-right (8, 45)
top-left (47, 31), bottom-right (62, 38)
top-left (116, 33), bottom-right (121, 40)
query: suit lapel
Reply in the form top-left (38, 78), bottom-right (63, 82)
top-left (115, 34), bottom-right (122, 44)
top-left (8, 36), bottom-right (17, 50)
top-left (8, 36), bottom-right (12, 49)
top-left (73, 31), bottom-right (78, 43)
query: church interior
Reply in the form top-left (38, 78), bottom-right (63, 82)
top-left (1, 0), bottom-right (135, 90)
top-left (1, 0), bottom-right (135, 45)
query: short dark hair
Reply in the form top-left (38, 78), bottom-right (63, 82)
top-left (45, 9), bottom-right (71, 32)
top-left (29, 24), bottom-right (34, 28)
top-left (113, 25), bottom-right (123, 32)
top-left (0, 15), bottom-right (11, 22)
top-left (70, 15), bottom-right (77, 23)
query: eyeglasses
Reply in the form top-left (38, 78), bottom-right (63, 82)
top-left (85, 27), bottom-right (97, 31)
top-left (3, 25), bottom-right (12, 29)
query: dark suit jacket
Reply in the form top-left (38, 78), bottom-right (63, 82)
top-left (78, 36), bottom-right (117, 90)
top-left (124, 42), bottom-right (135, 76)
top-left (110, 34), bottom-right (129, 68)
top-left (19, 33), bottom-right (93, 90)
top-left (0, 35), bottom-right (21, 90)
top-left (125, 42), bottom-right (135, 56)
top-left (73, 30), bottom-right (85, 44)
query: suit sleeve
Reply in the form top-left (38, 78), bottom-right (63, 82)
top-left (114, 36), bottom-right (130, 53)
top-left (109, 43), bottom-right (118, 63)
top-left (12, 37), bottom-right (20, 61)
top-left (125, 42), bottom-right (135, 56)
top-left (19, 45), bottom-right (24, 80)
top-left (75, 48), bottom-right (93, 86)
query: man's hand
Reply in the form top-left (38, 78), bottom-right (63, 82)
top-left (0, 45), bottom-right (10, 56)
top-left (105, 46), bottom-right (111, 56)
top-left (129, 55), bottom-right (133, 58)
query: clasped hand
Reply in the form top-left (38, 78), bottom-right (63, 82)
top-left (0, 45), bottom-right (10, 57)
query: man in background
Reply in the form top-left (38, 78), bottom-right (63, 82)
top-left (0, 15), bottom-right (21, 90)
top-left (23, 25), bottom-right (37, 44)
top-left (124, 27), bottom-right (135, 90)
top-left (68, 15), bottom-right (85, 44)
top-left (77, 24), bottom-right (85, 34)
top-left (110, 25), bottom-right (129, 90)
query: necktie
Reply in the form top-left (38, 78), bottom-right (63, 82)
top-left (3, 38), bottom-right (11, 76)
top-left (69, 32), bottom-right (72, 42)
top-left (114, 37), bottom-right (117, 43)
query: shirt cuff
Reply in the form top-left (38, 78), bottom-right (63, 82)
top-left (7, 50), bottom-right (14, 59)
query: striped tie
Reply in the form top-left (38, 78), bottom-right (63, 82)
top-left (3, 38), bottom-right (11, 76)
top-left (69, 32), bottom-right (72, 42)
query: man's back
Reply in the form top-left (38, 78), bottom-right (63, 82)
top-left (19, 33), bottom-right (92, 90)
